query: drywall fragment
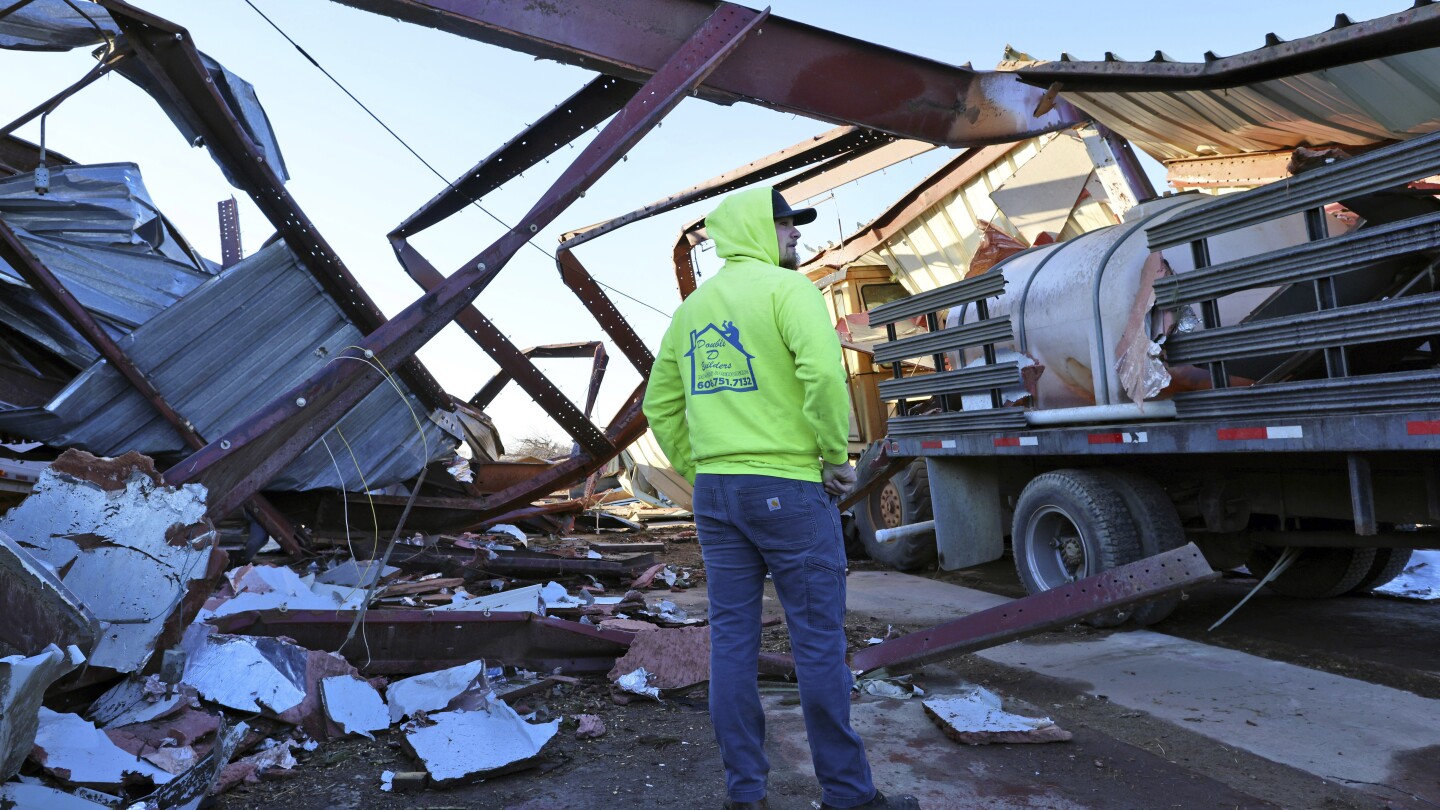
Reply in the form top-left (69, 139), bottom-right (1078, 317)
top-left (179, 624), bottom-right (306, 716)
top-left (32, 707), bottom-right (171, 788)
top-left (922, 687), bottom-right (1072, 745)
top-left (607, 626), bottom-right (709, 691)
top-left (87, 674), bottom-right (192, 728)
top-left (321, 675), bottom-right (389, 739)
top-left (402, 700), bottom-right (558, 785)
top-left (0, 451), bottom-right (215, 673)
top-left (386, 661), bottom-right (486, 724)
top-left (0, 529), bottom-right (99, 657)
top-left (0, 644), bottom-right (83, 781)
top-left (429, 583), bottom-right (544, 615)
top-left (316, 559), bottom-right (398, 588)
top-left (0, 782), bottom-right (110, 809)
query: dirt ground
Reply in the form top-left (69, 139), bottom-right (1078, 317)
top-left (209, 523), bottom-right (1416, 810)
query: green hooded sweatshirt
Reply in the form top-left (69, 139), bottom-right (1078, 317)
top-left (643, 187), bottom-right (849, 483)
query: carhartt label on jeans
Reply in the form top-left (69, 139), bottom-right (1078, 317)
top-left (767, 497), bottom-right (781, 511)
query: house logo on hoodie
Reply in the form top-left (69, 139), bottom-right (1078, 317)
top-left (686, 320), bottom-right (757, 395)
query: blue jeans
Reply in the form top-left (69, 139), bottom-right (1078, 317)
top-left (694, 473), bottom-right (876, 808)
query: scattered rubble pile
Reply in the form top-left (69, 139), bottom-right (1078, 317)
top-left (0, 450), bottom-right (707, 806)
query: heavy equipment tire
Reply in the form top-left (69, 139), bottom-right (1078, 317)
top-left (1094, 470), bottom-right (1186, 626)
top-left (1248, 546), bottom-right (1378, 598)
top-left (853, 455), bottom-right (936, 571)
top-left (841, 511), bottom-right (866, 560)
top-left (1012, 470), bottom-right (1142, 627)
top-left (1349, 548), bottom-right (1414, 593)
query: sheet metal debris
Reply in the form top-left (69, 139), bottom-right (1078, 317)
top-left (386, 661), bottom-right (488, 724)
top-left (922, 687), bottom-right (1072, 745)
top-left (0, 529), bottom-right (98, 657)
top-left (33, 707), bottom-right (172, 788)
top-left (402, 698), bottom-right (560, 785)
top-left (320, 675), bottom-right (389, 740)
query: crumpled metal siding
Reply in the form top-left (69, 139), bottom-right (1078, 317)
top-left (1057, 49), bottom-right (1440, 161)
top-left (0, 0), bottom-right (118, 51)
top-left (0, 239), bottom-right (451, 491)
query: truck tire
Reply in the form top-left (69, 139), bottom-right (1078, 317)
top-left (853, 454), bottom-right (936, 571)
top-left (1012, 470), bottom-right (1143, 628)
top-left (1348, 548), bottom-right (1413, 593)
top-left (1094, 470), bottom-right (1186, 626)
top-left (1248, 546), bottom-right (1378, 598)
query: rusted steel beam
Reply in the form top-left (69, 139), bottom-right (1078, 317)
top-left (557, 250), bottom-right (655, 375)
top-left (0, 218), bottom-right (305, 555)
top-left (96, 0), bottom-right (450, 413)
top-left (394, 241), bottom-right (615, 459)
top-left (167, 4), bottom-right (766, 521)
top-left (209, 609), bottom-right (635, 675)
top-left (393, 74), bottom-right (640, 238)
top-left (849, 544), bottom-right (1218, 673)
top-left (1013, 3), bottom-right (1440, 92)
top-left (469, 341), bottom-right (607, 412)
top-left (673, 228), bottom-right (702, 299)
top-left (331, 0), bottom-right (1083, 146)
top-left (560, 126), bottom-right (884, 250)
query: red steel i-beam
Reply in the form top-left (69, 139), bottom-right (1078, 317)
top-left (0, 219), bottom-right (304, 554)
top-left (556, 250), bottom-right (655, 376)
top-left (167, 3), bottom-right (769, 521)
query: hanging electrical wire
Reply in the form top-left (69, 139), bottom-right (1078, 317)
top-left (239, 0), bottom-right (671, 319)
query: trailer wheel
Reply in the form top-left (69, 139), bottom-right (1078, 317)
top-left (853, 456), bottom-right (936, 571)
top-left (1094, 470), bottom-right (1186, 626)
top-left (1348, 548), bottom-right (1413, 593)
top-left (1248, 546), bottom-right (1378, 598)
top-left (1012, 470), bottom-right (1142, 627)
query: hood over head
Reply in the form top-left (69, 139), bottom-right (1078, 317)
top-left (705, 186), bottom-right (780, 267)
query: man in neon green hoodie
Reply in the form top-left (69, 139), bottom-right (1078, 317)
top-left (644, 187), bottom-right (919, 810)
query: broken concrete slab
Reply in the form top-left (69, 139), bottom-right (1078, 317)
top-left (922, 687), bottom-right (1072, 744)
top-left (0, 528), bottom-right (98, 658)
top-left (607, 625), bottom-right (709, 691)
top-left (386, 660), bottom-right (486, 724)
top-left (0, 450), bottom-right (217, 673)
top-left (1, 644), bottom-right (83, 781)
top-left (320, 675), bottom-right (389, 739)
top-left (32, 707), bottom-right (172, 788)
top-left (402, 700), bottom-right (559, 786)
top-left (574, 714), bottom-right (606, 739)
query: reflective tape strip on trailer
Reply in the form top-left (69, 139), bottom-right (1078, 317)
top-left (1087, 431), bottom-right (1148, 445)
top-left (1408, 420), bottom-right (1440, 436)
top-left (993, 435), bottom-right (1039, 447)
top-left (920, 439), bottom-right (957, 449)
top-left (1217, 425), bottom-right (1303, 441)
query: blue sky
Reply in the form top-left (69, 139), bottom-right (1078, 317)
top-left (0, 0), bottom-right (1409, 446)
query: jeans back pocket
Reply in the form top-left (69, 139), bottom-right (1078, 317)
top-left (736, 482), bottom-right (816, 550)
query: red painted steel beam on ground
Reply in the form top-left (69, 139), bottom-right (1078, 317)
top-left (393, 74), bottom-right (640, 238)
top-left (330, 0), bottom-right (1084, 146)
top-left (209, 609), bottom-right (635, 675)
top-left (97, 0), bottom-right (450, 413)
top-left (849, 544), bottom-right (1218, 673)
top-left (167, 4), bottom-right (767, 521)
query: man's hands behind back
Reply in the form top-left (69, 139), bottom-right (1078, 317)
top-left (822, 460), bottom-right (856, 497)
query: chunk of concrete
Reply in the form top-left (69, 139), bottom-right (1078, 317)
top-left (921, 687), bottom-right (1072, 745)
top-left (320, 675), bottom-right (389, 739)
top-left (0, 529), bottom-right (99, 657)
top-left (402, 700), bottom-right (559, 785)
top-left (0, 644), bottom-right (83, 781)
top-left (0, 451), bottom-right (216, 673)
top-left (386, 660), bottom-right (486, 724)
top-left (32, 707), bottom-right (171, 788)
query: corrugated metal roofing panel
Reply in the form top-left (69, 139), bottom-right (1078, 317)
top-left (0, 240), bottom-right (451, 491)
top-left (1055, 48), bottom-right (1440, 161)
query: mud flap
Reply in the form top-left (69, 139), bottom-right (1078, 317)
top-left (927, 457), bottom-right (1004, 570)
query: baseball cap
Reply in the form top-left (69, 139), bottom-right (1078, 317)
top-left (771, 188), bottom-right (817, 226)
